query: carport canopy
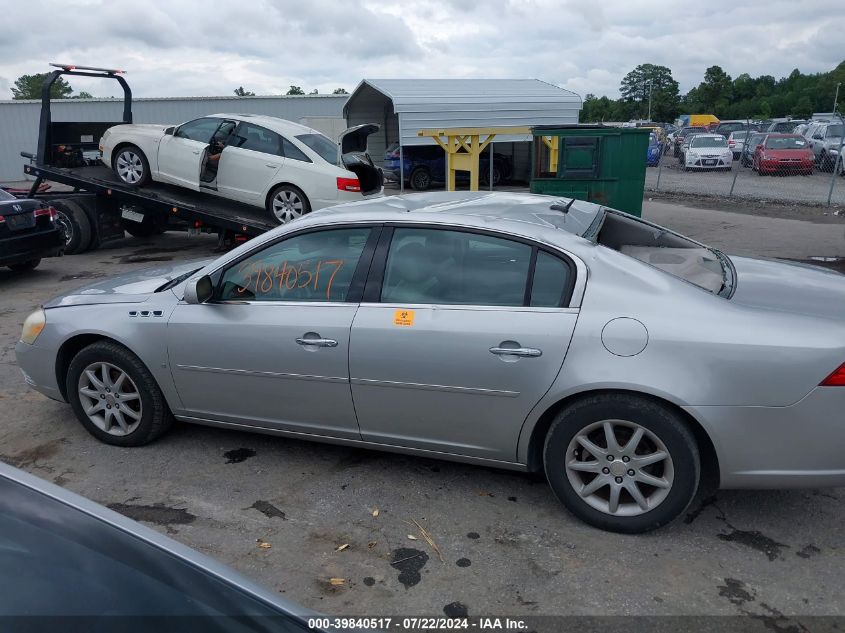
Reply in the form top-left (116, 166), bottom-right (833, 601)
top-left (343, 78), bottom-right (582, 160)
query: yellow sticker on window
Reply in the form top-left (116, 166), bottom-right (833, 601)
top-left (393, 309), bottom-right (415, 327)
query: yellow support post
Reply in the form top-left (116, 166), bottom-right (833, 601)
top-left (541, 136), bottom-right (559, 172)
top-left (417, 127), bottom-right (531, 191)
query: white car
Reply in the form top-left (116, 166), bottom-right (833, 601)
top-left (683, 134), bottom-right (733, 171)
top-left (99, 114), bottom-right (383, 224)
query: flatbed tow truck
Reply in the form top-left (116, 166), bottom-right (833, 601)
top-left (12, 64), bottom-right (277, 254)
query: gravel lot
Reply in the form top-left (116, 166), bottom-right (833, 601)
top-left (0, 199), bottom-right (843, 628)
top-left (645, 153), bottom-right (845, 206)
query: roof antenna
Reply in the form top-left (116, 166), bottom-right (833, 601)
top-left (550, 199), bottom-right (576, 214)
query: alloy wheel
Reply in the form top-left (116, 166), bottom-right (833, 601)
top-left (272, 190), bottom-right (304, 224)
top-left (565, 419), bottom-right (674, 517)
top-left (77, 362), bottom-right (143, 436)
top-left (116, 150), bottom-right (144, 184)
top-left (53, 210), bottom-right (74, 246)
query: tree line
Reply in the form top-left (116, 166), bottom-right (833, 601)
top-left (8, 74), bottom-right (350, 100)
top-left (581, 60), bottom-right (845, 123)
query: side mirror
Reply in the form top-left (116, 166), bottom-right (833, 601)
top-left (164, 126), bottom-right (175, 135)
top-left (183, 275), bottom-right (213, 304)
top-left (755, 144), bottom-right (764, 151)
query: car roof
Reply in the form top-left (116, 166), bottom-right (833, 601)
top-left (206, 113), bottom-right (319, 137)
top-left (690, 133), bottom-right (724, 139)
top-left (307, 191), bottom-right (605, 239)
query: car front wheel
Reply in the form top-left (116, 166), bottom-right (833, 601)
top-left (67, 341), bottom-right (173, 446)
top-left (543, 394), bottom-right (700, 533)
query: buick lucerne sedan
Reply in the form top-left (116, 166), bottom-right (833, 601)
top-left (16, 192), bottom-right (845, 533)
top-left (100, 114), bottom-right (383, 224)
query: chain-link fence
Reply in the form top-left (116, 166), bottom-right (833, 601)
top-left (645, 117), bottom-right (845, 207)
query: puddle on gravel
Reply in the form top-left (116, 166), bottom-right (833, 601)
top-left (717, 528), bottom-right (787, 561)
top-left (224, 447), bottom-right (256, 463)
top-left (107, 502), bottom-right (196, 527)
top-left (391, 548), bottom-right (429, 588)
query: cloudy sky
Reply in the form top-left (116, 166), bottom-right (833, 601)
top-left (1, 0), bottom-right (842, 101)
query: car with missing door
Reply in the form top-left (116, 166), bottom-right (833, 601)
top-left (99, 114), bottom-right (383, 224)
top-left (15, 192), bottom-right (845, 533)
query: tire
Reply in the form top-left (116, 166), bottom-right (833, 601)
top-left (820, 152), bottom-right (833, 173)
top-left (51, 198), bottom-right (92, 255)
top-left (66, 341), bottom-right (174, 447)
top-left (113, 144), bottom-right (151, 187)
top-left (122, 210), bottom-right (165, 238)
top-left (480, 165), bottom-right (504, 187)
top-left (409, 168), bottom-right (432, 191)
top-left (266, 184), bottom-right (311, 225)
top-left (8, 259), bottom-right (40, 272)
top-left (543, 393), bottom-right (700, 533)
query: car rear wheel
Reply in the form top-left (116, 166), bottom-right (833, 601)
top-left (51, 199), bottom-right (92, 255)
top-left (267, 185), bottom-right (310, 225)
top-left (67, 341), bottom-right (174, 447)
top-left (409, 168), bottom-right (432, 191)
top-left (543, 394), bottom-right (700, 533)
top-left (113, 145), bottom-right (151, 187)
top-left (8, 259), bottom-right (40, 272)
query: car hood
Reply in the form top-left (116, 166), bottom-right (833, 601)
top-left (729, 255), bottom-right (845, 321)
top-left (43, 259), bottom-right (213, 308)
top-left (763, 149), bottom-right (812, 157)
top-left (107, 123), bottom-right (170, 137)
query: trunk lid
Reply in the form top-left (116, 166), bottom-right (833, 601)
top-left (338, 124), bottom-right (383, 195)
top-left (729, 256), bottom-right (845, 321)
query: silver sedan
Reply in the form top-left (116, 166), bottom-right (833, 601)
top-left (15, 192), bottom-right (845, 533)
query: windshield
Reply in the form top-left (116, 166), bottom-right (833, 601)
top-left (826, 124), bottom-right (843, 138)
top-left (649, 134), bottom-right (659, 146)
top-left (681, 127), bottom-right (705, 136)
top-left (691, 137), bottom-right (728, 148)
top-left (765, 136), bottom-right (808, 149)
top-left (294, 133), bottom-right (337, 164)
top-left (594, 211), bottom-right (732, 296)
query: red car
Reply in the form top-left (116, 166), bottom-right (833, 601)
top-left (753, 134), bottom-right (814, 176)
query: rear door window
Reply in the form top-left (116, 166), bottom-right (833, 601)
top-left (379, 228), bottom-right (573, 308)
top-left (230, 123), bottom-right (282, 156)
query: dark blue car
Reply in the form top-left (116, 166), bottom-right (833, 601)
top-left (383, 143), bottom-right (513, 190)
top-left (647, 133), bottom-right (662, 167)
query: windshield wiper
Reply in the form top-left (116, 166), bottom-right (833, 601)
top-left (155, 268), bottom-right (201, 293)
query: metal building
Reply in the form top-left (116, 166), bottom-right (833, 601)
top-left (344, 79), bottom-right (582, 181)
top-left (0, 95), bottom-right (347, 182)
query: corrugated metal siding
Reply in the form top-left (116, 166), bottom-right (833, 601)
top-left (0, 95), bottom-right (347, 181)
top-left (345, 79), bottom-right (581, 148)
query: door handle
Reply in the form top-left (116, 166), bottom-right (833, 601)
top-left (192, 150), bottom-right (200, 155)
top-left (296, 337), bottom-right (338, 348)
top-left (489, 346), bottom-right (542, 358)
top-left (266, 163), bottom-right (279, 168)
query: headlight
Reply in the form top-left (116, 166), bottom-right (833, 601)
top-left (20, 308), bottom-right (46, 345)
